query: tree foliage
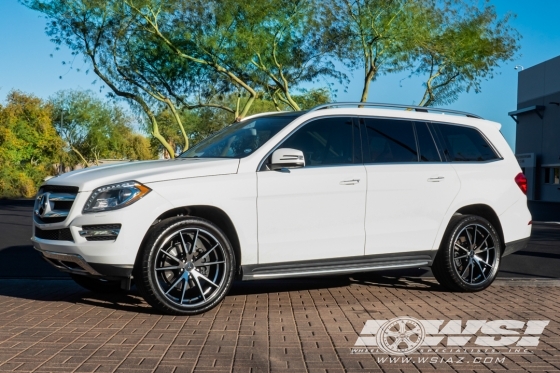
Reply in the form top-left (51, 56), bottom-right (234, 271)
top-left (0, 92), bottom-right (64, 197)
top-left (22, 0), bottom-right (343, 157)
top-left (21, 0), bottom-right (521, 163)
top-left (50, 89), bottom-right (154, 165)
top-left (412, 0), bottom-right (520, 106)
top-left (324, 0), bottom-right (520, 105)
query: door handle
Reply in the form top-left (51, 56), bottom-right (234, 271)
top-left (427, 176), bottom-right (445, 182)
top-left (340, 179), bottom-right (360, 185)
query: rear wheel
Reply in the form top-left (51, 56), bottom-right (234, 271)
top-left (70, 274), bottom-right (123, 294)
top-left (135, 217), bottom-right (235, 315)
top-left (432, 215), bottom-right (501, 292)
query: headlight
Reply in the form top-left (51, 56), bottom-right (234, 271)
top-left (83, 181), bottom-right (151, 213)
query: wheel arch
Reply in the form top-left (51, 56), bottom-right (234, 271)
top-left (138, 205), bottom-right (242, 277)
top-left (454, 204), bottom-right (505, 253)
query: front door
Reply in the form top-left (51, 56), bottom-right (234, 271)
top-left (257, 117), bottom-right (367, 264)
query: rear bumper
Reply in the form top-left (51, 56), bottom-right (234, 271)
top-left (503, 237), bottom-right (530, 257)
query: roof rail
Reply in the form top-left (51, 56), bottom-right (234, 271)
top-left (308, 102), bottom-right (483, 119)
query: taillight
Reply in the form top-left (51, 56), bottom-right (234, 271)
top-left (515, 172), bottom-right (527, 195)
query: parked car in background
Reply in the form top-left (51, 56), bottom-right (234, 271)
top-left (31, 103), bottom-right (532, 315)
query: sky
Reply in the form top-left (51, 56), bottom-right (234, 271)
top-left (2, 1), bottom-right (560, 149)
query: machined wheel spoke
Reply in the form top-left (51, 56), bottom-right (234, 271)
top-left (454, 243), bottom-right (469, 253)
top-left (465, 228), bottom-right (474, 247)
top-left (191, 272), bottom-right (206, 301)
top-left (473, 226), bottom-right (478, 246)
top-left (475, 256), bottom-right (493, 269)
top-left (470, 261), bottom-right (474, 283)
top-left (474, 259), bottom-right (487, 280)
top-left (193, 243), bottom-right (219, 266)
top-left (165, 273), bottom-right (187, 295)
top-left (461, 261), bottom-right (472, 278)
top-left (179, 231), bottom-right (190, 258)
top-left (475, 235), bottom-right (490, 252)
top-left (192, 270), bottom-right (219, 288)
top-left (180, 277), bottom-right (188, 304)
top-left (158, 249), bottom-right (182, 264)
top-left (476, 246), bottom-right (494, 254)
top-left (455, 254), bottom-right (469, 260)
top-left (196, 261), bottom-right (224, 266)
top-left (156, 266), bottom-right (182, 271)
top-left (190, 229), bottom-right (199, 256)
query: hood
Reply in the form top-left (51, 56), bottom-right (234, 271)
top-left (45, 158), bottom-right (240, 191)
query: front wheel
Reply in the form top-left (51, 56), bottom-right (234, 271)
top-left (432, 215), bottom-right (501, 292)
top-left (135, 217), bottom-right (235, 315)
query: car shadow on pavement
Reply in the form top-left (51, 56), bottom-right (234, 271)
top-left (349, 273), bottom-right (447, 291)
top-left (0, 269), bottom-right (447, 315)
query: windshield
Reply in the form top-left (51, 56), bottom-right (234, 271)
top-left (180, 115), bottom-right (298, 158)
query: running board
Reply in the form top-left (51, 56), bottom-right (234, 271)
top-left (241, 253), bottom-right (433, 281)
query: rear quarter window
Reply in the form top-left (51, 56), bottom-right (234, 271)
top-left (434, 123), bottom-right (499, 162)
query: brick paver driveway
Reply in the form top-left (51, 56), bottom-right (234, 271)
top-left (0, 277), bottom-right (558, 373)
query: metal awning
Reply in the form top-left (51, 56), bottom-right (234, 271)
top-left (508, 105), bottom-right (545, 123)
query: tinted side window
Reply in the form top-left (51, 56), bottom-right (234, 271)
top-left (435, 123), bottom-right (499, 162)
top-left (362, 118), bottom-right (418, 163)
top-left (280, 117), bottom-right (356, 166)
top-left (415, 122), bottom-right (441, 162)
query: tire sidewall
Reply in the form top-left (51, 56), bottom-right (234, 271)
top-left (138, 217), bottom-right (235, 315)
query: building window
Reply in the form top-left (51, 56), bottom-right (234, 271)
top-left (544, 167), bottom-right (560, 184)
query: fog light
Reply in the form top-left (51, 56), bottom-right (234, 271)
top-left (79, 224), bottom-right (122, 241)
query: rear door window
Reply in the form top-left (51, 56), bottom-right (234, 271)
top-left (361, 118), bottom-right (418, 163)
top-left (434, 123), bottom-right (499, 162)
top-left (415, 122), bottom-right (441, 162)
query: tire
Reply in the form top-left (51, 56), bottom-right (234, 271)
top-left (70, 274), bottom-right (123, 294)
top-left (134, 217), bottom-right (235, 315)
top-left (432, 215), bottom-right (501, 292)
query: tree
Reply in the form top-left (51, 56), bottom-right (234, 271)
top-left (149, 89), bottom-right (331, 156)
top-left (0, 91), bottom-right (64, 197)
top-left (324, 0), bottom-right (520, 106)
top-left (324, 0), bottom-right (418, 103)
top-left (23, 0), bottom-right (341, 158)
top-left (50, 89), bottom-right (154, 165)
top-left (412, 0), bottom-right (520, 106)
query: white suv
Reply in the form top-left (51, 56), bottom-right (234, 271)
top-left (32, 103), bottom-right (532, 315)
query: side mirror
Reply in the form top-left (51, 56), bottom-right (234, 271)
top-left (270, 148), bottom-right (305, 170)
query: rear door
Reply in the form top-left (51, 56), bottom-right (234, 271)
top-left (361, 117), bottom-right (460, 255)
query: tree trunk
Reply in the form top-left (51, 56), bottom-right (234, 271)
top-left (360, 66), bottom-right (377, 103)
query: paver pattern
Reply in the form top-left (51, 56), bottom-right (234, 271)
top-left (0, 277), bottom-right (558, 373)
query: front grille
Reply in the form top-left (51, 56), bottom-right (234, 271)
top-left (40, 185), bottom-right (79, 194)
top-left (34, 185), bottom-right (78, 224)
top-left (35, 227), bottom-right (74, 241)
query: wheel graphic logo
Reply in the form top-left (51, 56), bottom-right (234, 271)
top-left (376, 317), bottom-right (425, 355)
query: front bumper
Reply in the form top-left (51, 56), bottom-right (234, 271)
top-left (32, 187), bottom-right (174, 277)
top-left (38, 249), bottom-right (134, 279)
